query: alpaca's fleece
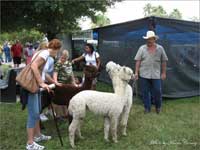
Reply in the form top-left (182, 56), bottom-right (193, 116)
top-left (119, 84), bottom-right (133, 136)
top-left (69, 90), bottom-right (124, 119)
top-left (68, 90), bottom-right (125, 148)
top-left (68, 61), bottom-right (134, 148)
top-left (106, 62), bottom-right (133, 136)
top-left (106, 61), bottom-right (121, 79)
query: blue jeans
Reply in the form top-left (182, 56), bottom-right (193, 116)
top-left (140, 77), bottom-right (162, 111)
top-left (27, 92), bottom-right (41, 128)
top-left (5, 54), bottom-right (11, 63)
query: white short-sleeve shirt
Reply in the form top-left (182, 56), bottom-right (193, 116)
top-left (44, 56), bottom-right (54, 77)
top-left (32, 50), bottom-right (50, 81)
top-left (82, 51), bottom-right (100, 67)
top-left (134, 44), bottom-right (168, 79)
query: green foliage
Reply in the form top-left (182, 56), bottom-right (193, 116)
top-left (143, 3), bottom-right (152, 17)
top-left (189, 16), bottom-right (200, 22)
top-left (0, 29), bottom-right (43, 45)
top-left (91, 14), bottom-right (111, 28)
top-left (151, 6), bottom-right (167, 17)
top-left (143, 3), bottom-right (182, 19)
top-left (169, 9), bottom-right (182, 19)
top-left (1, 64), bottom-right (12, 79)
top-left (1, 0), bottom-right (120, 39)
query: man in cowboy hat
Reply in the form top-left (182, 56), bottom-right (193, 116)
top-left (134, 30), bottom-right (168, 114)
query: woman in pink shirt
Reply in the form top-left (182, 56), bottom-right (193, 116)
top-left (25, 43), bottom-right (35, 65)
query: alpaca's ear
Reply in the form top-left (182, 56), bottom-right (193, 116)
top-left (116, 65), bottom-right (121, 70)
top-left (117, 64), bottom-right (121, 67)
top-left (123, 67), bottom-right (126, 73)
top-left (106, 68), bottom-right (110, 72)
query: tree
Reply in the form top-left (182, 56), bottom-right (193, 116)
top-left (1, 0), bottom-right (120, 39)
top-left (144, 4), bottom-right (167, 17)
top-left (151, 5), bottom-right (167, 17)
top-left (0, 29), bottom-right (43, 45)
top-left (169, 9), bottom-right (182, 19)
top-left (189, 16), bottom-right (200, 22)
top-left (143, 3), bottom-right (182, 19)
top-left (91, 14), bottom-right (111, 28)
top-left (143, 3), bottom-right (152, 17)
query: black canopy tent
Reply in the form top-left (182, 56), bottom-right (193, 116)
top-left (94, 16), bottom-right (200, 98)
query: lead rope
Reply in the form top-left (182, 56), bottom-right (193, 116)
top-left (131, 79), bottom-right (138, 102)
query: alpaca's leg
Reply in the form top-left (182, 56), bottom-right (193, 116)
top-left (76, 118), bottom-right (84, 139)
top-left (120, 105), bottom-right (131, 136)
top-left (110, 116), bottom-right (119, 143)
top-left (68, 114), bottom-right (73, 125)
top-left (62, 105), bottom-right (68, 117)
top-left (69, 119), bottom-right (79, 148)
top-left (104, 117), bottom-right (110, 142)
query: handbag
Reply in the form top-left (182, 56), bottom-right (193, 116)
top-left (16, 51), bottom-right (44, 93)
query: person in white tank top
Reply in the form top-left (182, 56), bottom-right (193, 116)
top-left (72, 43), bottom-right (101, 90)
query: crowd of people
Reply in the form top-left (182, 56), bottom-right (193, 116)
top-left (1, 30), bottom-right (168, 150)
top-left (0, 35), bottom-right (102, 150)
top-left (0, 40), bottom-right (43, 68)
top-left (11, 38), bottom-right (101, 150)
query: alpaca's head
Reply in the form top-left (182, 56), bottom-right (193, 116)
top-left (118, 66), bottom-right (134, 82)
top-left (106, 61), bottom-right (121, 78)
top-left (106, 61), bottom-right (134, 82)
top-left (83, 65), bottom-right (98, 78)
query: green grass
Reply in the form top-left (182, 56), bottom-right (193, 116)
top-left (0, 82), bottom-right (199, 150)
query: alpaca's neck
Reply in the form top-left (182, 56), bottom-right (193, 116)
top-left (112, 76), bottom-right (127, 96)
top-left (82, 77), bottom-right (93, 90)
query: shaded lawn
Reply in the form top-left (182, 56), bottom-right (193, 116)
top-left (0, 82), bottom-right (199, 150)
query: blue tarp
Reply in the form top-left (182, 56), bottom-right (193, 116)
top-left (95, 16), bottom-right (200, 98)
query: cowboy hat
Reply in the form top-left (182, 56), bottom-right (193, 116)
top-left (143, 30), bottom-right (159, 40)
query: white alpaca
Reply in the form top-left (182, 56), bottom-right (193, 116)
top-left (106, 61), bottom-right (133, 136)
top-left (68, 62), bottom-right (133, 148)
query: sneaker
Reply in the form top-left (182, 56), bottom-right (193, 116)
top-left (34, 134), bottom-right (52, 142)
top-left (26, 142), bottom-right (44, 150)
top-left (40, 114), bottom-right (49, 122)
